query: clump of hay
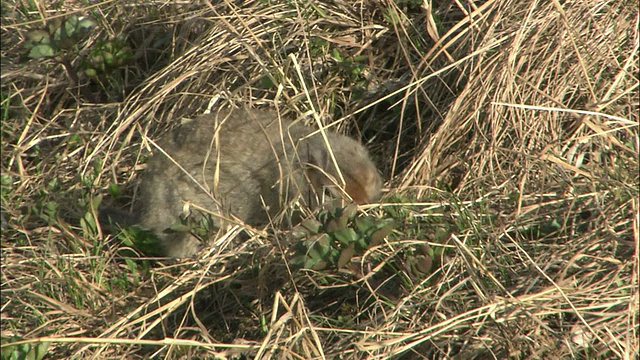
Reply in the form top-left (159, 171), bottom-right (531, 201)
top-left (1, 0), bottom-right (637, 359)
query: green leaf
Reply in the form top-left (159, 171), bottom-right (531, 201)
top-left (331, 48), bottom-right (342, 61)
top-left (311, 259), bottom-right (327, 271)
top-left (66, 14), bottom-right (80, 26)
top-left (67, 132), bottom-right (81, 145)
top-left (51, 22), bottom-right (63, 43)
top-left (303, 256), bottom-right (319, 269)
top-left (103, 51), bottom-right (114, 65)
top-left (332, 228), bottom-right (358, 245)
top-left (90, 194), bottom-right (103, 211)
top-left (334, 209), bottom-right (353, 229)
top-left (306, 244), bottom-right (322, 261)
top-left (417, 243), bottom-right (433, 257)
top-left (291, 224), bottom-right (311, 239)
top-left (114, 46), bottom-right (132, 63)
top-left (352, 55), bottom-right (368, 63)
top-left (368, 224), bottom-right (392, 246)
top-left (316, 209), bottom-right (330, 224)
top-left (107, 184), bottom-right (121, 197)
top-left (340, 204), bottom-right (358, 221)
top-left (80, 210), bottom-right (98, 236)
top-left (434, 228), bottom-right (449, 241)
top-left (26, 29), bottom-right (50, 43)
top-left (168, 223), bottom-right (191, 233)
top-left (328, 247), bottom-right (340, 263)
top-left (118, 226), bottom-right (163, 257)
top-left (28, 44), bottom-right (56, 58)
top-left (1, 174), bottom-right (12, 187)
top-left (337, 243), bottom-right (356, 268)
top-left (78, 18), bottom-right (97, 31)
top-left (47, 18), bottom-right (62, 35)
top-left (33, 341), bottom-right (50, 360)
top-left (290, 255), bottom-right (305, 268)
top-left (259, 74), bottom-right (275, 89)
top-left (413, 255), bottom-right (433, 275)
top-left (0, 341), bottom-right (50, 360)
top-left (51, 15), bottom-right (93, 49)
top-left (312, 236), bottom-right (332, 258)
top-left (325, 218), bottom-right (341, 232)
top-left (354, 216), bottom-right (375, 234)
top-left (64, 19), bottom-right (77, 40)
top-left (356, 237), bottom-right (369, 252)
top-left (44, 201), bottom-right (58, 219)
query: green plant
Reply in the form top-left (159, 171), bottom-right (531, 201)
top-left (24, 15), bottom-right (96, 84)
top-left (83, 34), bottom-right (132, 78)
top-left (1, 338), bottom-right (50, 360)
top-left (23, 14), bottom-right (132, 91)
top-left (24, 15), bottom-right (96, 59)
top-left (330, 48), bottom-right (368, 88)
top-left (290, 204), bottom-right (394, 270)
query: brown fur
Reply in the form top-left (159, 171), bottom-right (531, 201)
top-left (134, 107), bottom-right (382, 257)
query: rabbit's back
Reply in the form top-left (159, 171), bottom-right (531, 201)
top-left (136, 107), bottom-right (382, 257)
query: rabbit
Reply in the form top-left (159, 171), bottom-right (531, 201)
top-left (117, 107), bottom-right (382, 257)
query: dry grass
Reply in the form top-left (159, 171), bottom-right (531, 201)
top-left (1, 0), bottom-right (638, 359)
